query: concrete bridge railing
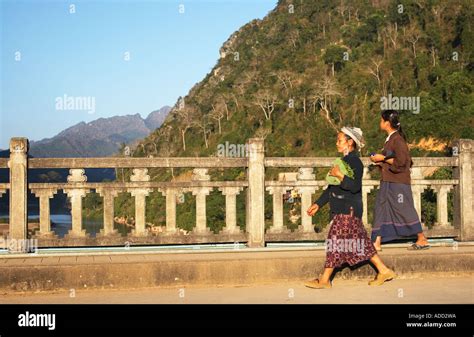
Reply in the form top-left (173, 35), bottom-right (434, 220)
top-left (0, 137), bottom-right (472, 252)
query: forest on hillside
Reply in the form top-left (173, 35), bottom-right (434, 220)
top-left (137, 0), bottom-right (473, 159)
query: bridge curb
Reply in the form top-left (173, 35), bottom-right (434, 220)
top-left (0, 246), bottom-right (473, 293)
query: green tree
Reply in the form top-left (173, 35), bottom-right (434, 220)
top-left (323, 45), bottom-right (348, 76)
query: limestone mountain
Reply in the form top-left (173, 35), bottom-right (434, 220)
top-left (29, 106), bottom-right (171, 158)
top-left (144, 106), bottom-right (172, 131)
top-left (131, 0), bottom-right (473, 161)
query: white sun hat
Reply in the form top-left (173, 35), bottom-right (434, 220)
top-left (341, 126), bottom-right (365, 149)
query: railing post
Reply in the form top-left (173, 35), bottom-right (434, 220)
top-left (160, 188), bottom-right (180, 235)
top-left (265, 186), bottom-right (288, 234)
top-left (218, 186), bottom-right (244, 234)
top-left (64, 169), bottom-right (89, 238)
top-left (246, 138), bottom-right (265, 248)
top-left (31, 188), bottom-right (57, 237)
top-left (432, 185), bottom-right (451, 227)
top-left (411, 167), bottom-right (423, 216)
top-left (8, 137), bottom-right (29, 252)
top-left (96, 188), bottom-right (120, 236)
top-left (362, 167), bottom-right (374, 230)
top-left (128, 168), bottom-right (151, 236)
top-left (411, 167), bottom-right (428, 231)
top-left (191, 169), bottom-right (212, 235)
top-left (453, 139), bottom-right (473, 241)
top-left (297, 168), bottom-right (317, 233)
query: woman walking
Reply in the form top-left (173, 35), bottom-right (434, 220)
top-left (305, 127), bottom-right (396, 289)
top-left (370, 110), bottom-right (430, 251)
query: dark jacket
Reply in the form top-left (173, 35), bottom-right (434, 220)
top-left (313, 150), bottom-right (363, 219)
top-left (379, 131), bottom-right (412, 184)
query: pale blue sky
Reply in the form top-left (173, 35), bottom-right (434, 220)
top-left (0, 0), bottom-right (277, 149)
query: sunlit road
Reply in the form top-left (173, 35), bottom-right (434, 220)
top-left (1, 274), bottom-right (472, 304)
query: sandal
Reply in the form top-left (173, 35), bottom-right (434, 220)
top-left (368, 269), bottom-right (396, 286)
top-left (304, 278), bottom-right (332, 289)
top-left (407, 243), bottom-right (430, 250)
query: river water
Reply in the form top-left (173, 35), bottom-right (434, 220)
top-left (0, 213), bottom-right (127, 238)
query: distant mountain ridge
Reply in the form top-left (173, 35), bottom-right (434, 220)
top-left (28, 106), bottom-right (171, 158)
top-left (0, 105), bottom-right (173, 212)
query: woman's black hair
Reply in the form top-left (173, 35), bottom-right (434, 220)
top-left (381, 110), bottom-right (407, 141)
top-left (343, 133), bottom-right (357, 150)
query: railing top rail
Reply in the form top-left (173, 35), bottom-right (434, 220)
top-left (27, 157), bottom-right (248, 169)
top-left (28, 181), bottom-right (248, 189)
top-left (265, 157), bottom-right (458, 168)
top-left (23, 156), bottom-right (459, 170)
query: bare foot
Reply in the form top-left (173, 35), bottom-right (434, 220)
top-left (415, 240), bottom-right (429, 246)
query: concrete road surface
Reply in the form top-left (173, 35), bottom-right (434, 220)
top-left (0, 274), bottom-right (472, 304)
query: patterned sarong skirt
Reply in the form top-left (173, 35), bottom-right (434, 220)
top-left (325, 214), bottom-right (377, 268)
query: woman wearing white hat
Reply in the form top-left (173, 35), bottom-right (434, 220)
top-left (304, 127), bottom-right (396, 288)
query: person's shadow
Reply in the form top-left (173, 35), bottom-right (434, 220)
top-left (329, 260), bottom-right (378, 283)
